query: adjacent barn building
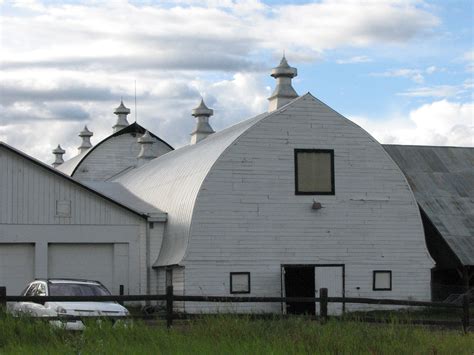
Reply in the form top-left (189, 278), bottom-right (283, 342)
top-left (1, 57), bottom-right (471, 314)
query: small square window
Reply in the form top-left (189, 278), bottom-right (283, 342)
top-left (56, 200), bottom-right (71, 217)
top-left (295, 149), bottom-right (334, 195)
top-left (230, 272), bottom-right (250, 294)
top-left (373, 270), bottom-right (392, 291)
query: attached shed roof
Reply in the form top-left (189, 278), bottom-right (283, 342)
top-left (57, 122), bottom-right (174, 176)
top-left (383, 144), bottom-right (474, 266)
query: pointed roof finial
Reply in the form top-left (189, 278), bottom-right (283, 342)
top-left (78, 125), bottom-right (93, 153)
top-left (137, 130), bottom-right (156, 166)
top-left (268, 55), bottom-right (298, 112)
top-left (113, 99), bottom-right (131, 132)
top-left (52, 144), bottom-right (66, 168)
top-left (191, 97), bottom-right (215, 144)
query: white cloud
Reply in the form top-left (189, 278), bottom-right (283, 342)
top-left (462, 50), bottom-right (474, 72)
top-left (352, 100), bottom-right (474, 147)
top-left (336, 56), bottom-right (372, 64)
top-left (372, 68), bottom-right (425, 83)
top-left (0, 0), bottom-right (445, 162)
top-left (398, 82), bottom-right (470, 98)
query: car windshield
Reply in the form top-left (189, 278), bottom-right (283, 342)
top-left (49, 283), bottom-right (111, 296)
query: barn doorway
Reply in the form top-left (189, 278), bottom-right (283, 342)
top-left (283, 266), bottom-right (315, 315)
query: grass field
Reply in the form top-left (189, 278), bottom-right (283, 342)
top-left (0, 314), bottom-right (472, 354)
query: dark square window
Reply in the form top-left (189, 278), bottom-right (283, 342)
top-left (230, 272), bottom-right (250, 294)
top-left (295, 149), bottom-right (334, 195)
top-left (373, 270), bottom-right (392, 291)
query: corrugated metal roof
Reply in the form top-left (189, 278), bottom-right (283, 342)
top-left (384, 144), bottom-right (474, 266)
top-left (115, 95), bottom-right (288, 265)
top-left (83, 181), bottom-right (166, 218)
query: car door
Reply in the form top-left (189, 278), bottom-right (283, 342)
top-left (21, 282), bottom-right (47, 316)
top-left (17, 282), bottom-right (38, 314)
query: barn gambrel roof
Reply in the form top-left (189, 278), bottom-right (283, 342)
top-left (384, 145), bottom-right (474, 266)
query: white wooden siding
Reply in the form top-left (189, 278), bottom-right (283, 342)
top-left (183, 95), bottom-right (433, 312)
top-left (73, 133), bottom-right (172, 181)
top-left (0, 147), bottom-right (140, 225)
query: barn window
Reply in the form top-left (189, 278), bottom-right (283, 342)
top-left (295, 149), bottom-right (334, 195)
top-left (373, 270), bottom-right (392, 291)
top-left (230, 272), bottom-right (250, 294)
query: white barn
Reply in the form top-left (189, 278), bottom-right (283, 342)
top-left (1, 57), bottom-right (471, 315)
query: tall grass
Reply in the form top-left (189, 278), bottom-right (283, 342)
top-left (0, 314), bottom-right (472, 354)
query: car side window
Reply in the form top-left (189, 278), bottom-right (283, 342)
top-left (25, 283), bottom-right (38, 296)
top-left (36, 283), bottom-right (47, 296)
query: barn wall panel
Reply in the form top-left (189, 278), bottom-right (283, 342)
top-left (183, 95), bottom-right (433, 313)
top-left (0, 147), bottom-right (142, 226)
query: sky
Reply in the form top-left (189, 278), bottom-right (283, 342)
top-left (0, 0), bottom-right (473, 164)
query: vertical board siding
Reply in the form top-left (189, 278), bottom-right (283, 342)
top-left (0, 148), bottom-right (140, 225)
top-left (183, 95), bottom-right (433, 313)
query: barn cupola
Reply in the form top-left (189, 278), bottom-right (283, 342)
top-left (268, 55), bottom-right (298, 112)
top-left (190, 98), bottom-right (215, 144)
top-left (52, 145), bottom-right (65, 168)
top-left (78, 125), bottom-right (93, 153)
top-left (137, 130), bottom-right (155, 166)
top-left (113, 100), bottom-right (131, 133)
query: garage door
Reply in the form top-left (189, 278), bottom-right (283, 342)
top-left (48, 244), bottom-right (119, 292)
top-left (0, 244), bottom-right (35, 295)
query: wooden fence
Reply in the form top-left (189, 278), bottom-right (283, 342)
top-left (0, 286), bottom-right (470, 332)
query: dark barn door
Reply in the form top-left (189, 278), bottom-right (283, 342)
top-left (284, 266), bottom-right (315, 315)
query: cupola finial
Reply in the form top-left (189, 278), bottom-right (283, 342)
top-left (137, 130), bottom-right (156, 166)
top-left (78, 125), bottom-right (93, 153)
top-left (190, 98), bottom-right (215, 144)
top-left (52, 144), bottom-right (66, 168)
top-left (113, 100), bottom-right (131, 132)
top-left (268, 55), bottom-right (298, 112)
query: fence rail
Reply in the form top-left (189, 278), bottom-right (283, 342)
top-left (0, 286), bottom-right (470, 332)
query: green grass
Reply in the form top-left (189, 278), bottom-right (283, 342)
top-left (0, 314), bottom-right (472, 355)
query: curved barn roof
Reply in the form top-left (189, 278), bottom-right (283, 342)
top-left (56, 122), bottom-right (173, 176)
top-left (114, 94), bottom-right (304, 266)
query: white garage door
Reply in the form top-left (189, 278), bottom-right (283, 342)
top-left (48, 244), bottom-right (117, 292)
top-left (0, 244), bottom-right (35, 295)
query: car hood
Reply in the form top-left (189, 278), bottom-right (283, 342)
top-left (47, 301), bottom-right (128, 314)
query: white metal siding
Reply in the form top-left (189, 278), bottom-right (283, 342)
top-left (0, 244), bottom-right (35, 295)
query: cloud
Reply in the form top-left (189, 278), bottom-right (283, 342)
top-left (397, 82), bottom-right (470, 98)
top-left (352, 100), bottom-right (474, 147)
top-left (1, 0), bottom-right (439, 70)
top-left (336, 56), bottom-right (372, 64)
top-left (462, 50), bottom-right (474, 72)
top-left (371, 68), bottom-right (425, 83)
top-left (0, 0), bottom-right (446, 163)
top-left (0, 81), bottom-right (118, 106)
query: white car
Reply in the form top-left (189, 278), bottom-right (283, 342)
top-left (10, 279), bottom-right (129, 330)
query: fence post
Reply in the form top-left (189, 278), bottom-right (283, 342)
top-left (462, 293), bottom-right (470, 333)
top-left (0, 287), bottom-right (6, 315)
top-left (166, 285), bottom-right (174, 328)
top-left (320, 288), bottom-right (328, 323)
top-left (118, 285), bottom-right (124, 305)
